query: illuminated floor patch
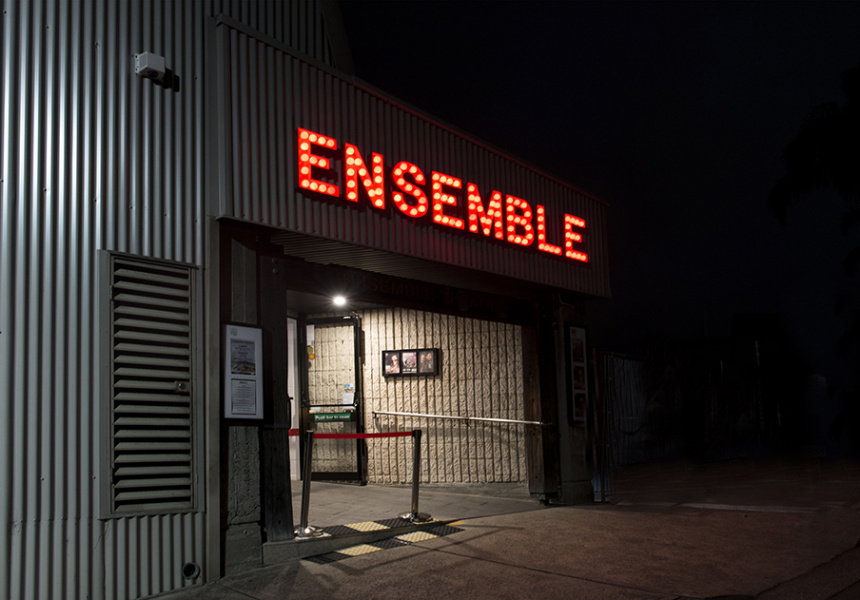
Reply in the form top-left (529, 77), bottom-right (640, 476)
top-left (370, 538), bottom-right (408, 550)
top-left (395, 531), bottom-right (438, 543)
top-left (303, 523), bottom-right (464, 564)
top-left (338, 544), bottom-right (385, 556)
top-left (343, 521), bottom-right (390, 532)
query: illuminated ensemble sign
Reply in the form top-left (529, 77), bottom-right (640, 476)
top-left (297, 128), bottom-right (588, 263)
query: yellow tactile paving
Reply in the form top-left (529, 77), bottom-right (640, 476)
top-left (344, 521), bottom-right (389, 532)
top-left (338, 544), bottom-right (384, 557)
top-left (395, 531), bottom-right (439, 543)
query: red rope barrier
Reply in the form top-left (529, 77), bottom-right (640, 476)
top-left (313, 431), bottom-right (413, 439)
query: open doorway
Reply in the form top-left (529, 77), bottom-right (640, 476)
top-left (302, 315), bottom-right (366, 482)
top-left (284, 291), bottom-right (379, 484)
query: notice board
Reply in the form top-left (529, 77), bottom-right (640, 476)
top-left (224, 324), bottom-right (264, 419)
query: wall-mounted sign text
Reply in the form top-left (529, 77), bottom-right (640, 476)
top-left (224, 325), bottom-right (264, 419)
top-left (297, 128), bottom-right (588, 263)
top-left (312, 412), bottom-right (354, 422)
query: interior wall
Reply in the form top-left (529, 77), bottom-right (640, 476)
top-left (359, 308), bottom-right (527, 484)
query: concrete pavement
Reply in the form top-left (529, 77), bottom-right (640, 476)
top-left (159, 459), bottom-right (860, 600)
top-left (290, 479), bottom-right (541, 526)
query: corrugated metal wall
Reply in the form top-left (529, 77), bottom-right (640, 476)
top-left (211, 0), bottom-right (334, 65)
top-left (603, 354), bottom-right (650, 468)
top-left (221, 22), bottom-right (611, 298)
top-left (361, 308), bottom-right (527, 484)
top-left (0, 1), bottom-right (339, 599)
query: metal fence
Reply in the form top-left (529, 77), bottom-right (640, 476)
top-left (592, 341), bottom-right (779, 500)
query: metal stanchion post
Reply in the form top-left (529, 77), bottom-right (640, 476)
top-left (400, 429), bottom-right (432, 523)
top-left (294, 431), bottom-right (324, 537)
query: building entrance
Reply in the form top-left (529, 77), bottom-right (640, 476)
top-left (281, 283), bottom-right (530, 487)
top-left (301, 315), bottom-right (367, 482)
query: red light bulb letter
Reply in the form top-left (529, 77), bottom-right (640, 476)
top-left (392, 161), bottom-right (429, 218)
top-left (467, 183), bottom-right (504, 240)
top-left (297, 128), bottom-right (340, 198)
top-left (344, 143), bottom-right (385, 209)
top-left (564, 214), bottom-right (588, 262)
top-left (505, 195), bottom-right (535, 246)
top-left (536, 205), bottom-right (562, 255)
top-left (431, 172), bottom-right (465, 230)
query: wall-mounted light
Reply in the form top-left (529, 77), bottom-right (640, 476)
top-left (134, 51), bottom-right (166, 83)
top-left (332, 295), bottom-right (346, 307)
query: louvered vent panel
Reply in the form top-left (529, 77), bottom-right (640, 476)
top-left (110, 257), bottom-right (195, 514)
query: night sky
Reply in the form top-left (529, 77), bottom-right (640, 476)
top-left (339, 1), bottom-right (860, 388)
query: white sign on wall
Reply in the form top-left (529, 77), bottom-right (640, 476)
top-left (224, 325), bottom-right (264, 419)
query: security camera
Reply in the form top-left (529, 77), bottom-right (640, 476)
top-left (135, 52), bottom-right (166, 83)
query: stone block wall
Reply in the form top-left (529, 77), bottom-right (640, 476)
top-left (359, 308), bottom-right (527, 484)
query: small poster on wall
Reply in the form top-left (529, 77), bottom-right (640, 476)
top-left (418, 349), bottom-right (436, 374)
top-left (342, 383), bottom-right (355, 406)
top-left (573, 393), bottom-right (587, 422)
top-left (383, 350), bottom-right (401, 375)
top-left (383, 348), bottom-right (439, 377)
top-left (568, 326), bottom-right (588, 425)
top-left (401, 351), bottom-right (418, 374)
top-left (224, 325), bottom-right (264, 419)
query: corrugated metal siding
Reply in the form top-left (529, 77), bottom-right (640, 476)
top-left (102, 513), bottom-right (205, 600)
top-left (0, 1), bottom-right (341, 599)
top-left (1, 1), bottom-right (207, 597)
top-left (221, 23), bottom-right (611, 297)
top-left (361, 308), bottom-right (527, 484)
top-left (211, 0), bottom-right (333, 64)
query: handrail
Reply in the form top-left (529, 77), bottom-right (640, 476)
top-left (373, 410), bottom-right (545, 427)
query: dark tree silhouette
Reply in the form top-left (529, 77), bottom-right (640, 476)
top-left (769, 63), bottom-right (860, 452)
top-left (769, 63), bottom-right (860, 224)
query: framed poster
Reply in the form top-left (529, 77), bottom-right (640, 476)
top-left (568, 326), bottom-right (588, 425)
top-left (417, 349), bottom-right (437, 374)
top-left (383, 350), bottom-right (401, 375)
top-left (383, 348), bottom-right (438, 377)
top-left (224, 324), bottom-right (264, 419)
